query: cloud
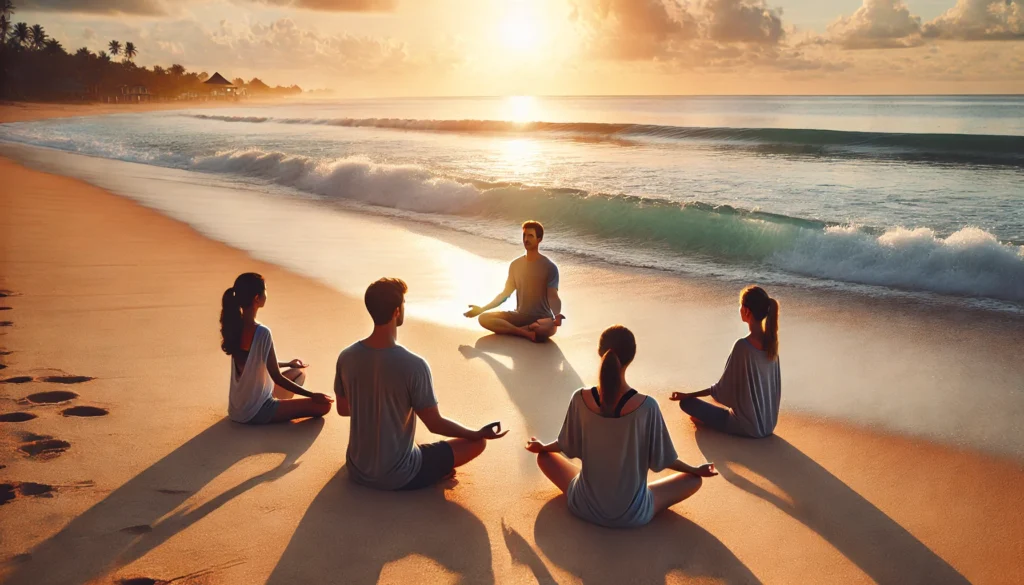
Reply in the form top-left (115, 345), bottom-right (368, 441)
top-left (17, 0), bottom-right (173, 15)
top-left (17, 0), bottom-right (398, 16)
top-left (826, 0), bottom-right (923, 49)
top-left (570, 0), bottom-right (787, 61)
top-left (138, 18), bottom-right (416, 76)
top-left (248, 0), bottom-right (397, 10)
top-left (922, 0), bottom-right (1024, 40)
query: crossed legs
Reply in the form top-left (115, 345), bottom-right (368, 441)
top-left (478, 314), bottom-right (558, 342)
top-left (269, 368), bottom-right (331, 423)
top-left (535, 452), bottom-right (703, 514)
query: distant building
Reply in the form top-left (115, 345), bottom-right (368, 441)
top-left (204, 72), bottom-right (242, 99)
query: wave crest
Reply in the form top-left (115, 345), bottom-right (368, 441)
top-left (187, 114), bottom-right (1024, 166)
top-left (190, 149), bottom-right (1024, 302)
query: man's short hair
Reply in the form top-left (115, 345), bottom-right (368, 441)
top-left (364, 277), bottom-right (408, 326)
top-left (522, 220), bottom-right (544, 241)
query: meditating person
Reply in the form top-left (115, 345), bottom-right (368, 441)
top-left (464, 220), bottom-right (564, 342)
top-left (526, 325), bottom-right (717, 528)
top-left (220, 272), bottom-right (334, 425)
top-left (670, 285), bottom-right (781, 438)
top-left (335, 277), bottom-right (509, 491)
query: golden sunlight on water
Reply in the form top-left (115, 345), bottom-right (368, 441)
top-left (504, 95), bottom-right (539, 123)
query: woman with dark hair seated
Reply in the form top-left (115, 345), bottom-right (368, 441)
top-left (526, 325), bottom-right (717, 528)
top-left (671, 285), bottom-right (781, 438)
top-left (221, 272), bottom-right (333, 424)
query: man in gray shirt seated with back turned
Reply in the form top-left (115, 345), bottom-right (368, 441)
top-left (334, 277), bottom-right (508, 490)
top-left (464, 220), bottom-right (564, 342)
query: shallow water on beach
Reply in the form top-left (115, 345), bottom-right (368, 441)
top-left (1, 95), bottom-right (1022, 308)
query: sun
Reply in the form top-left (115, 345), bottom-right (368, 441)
top-left (500, 14), bottom-right (539, 53)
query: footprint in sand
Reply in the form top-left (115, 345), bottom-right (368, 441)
top-left (23, 390), bottom-right (79, 404)
top-left (18, 435), bottom-right (71, 460)
top-left (119, 578), bottom-right (166, 585)
top-left (61, 406), bottom-right (108, 417)
top-left (39, 375), bottom-right (94, 384)
top-left (0, 322), bottom-right (12, 327)
top-left (2, 376), bottom-right (34, 384)
top-left (0, 482), bottom-right (56, 506)
top-left (0, 307), bottom-right (10, 311)
top-left (0, 412), bottom-right (38, 422)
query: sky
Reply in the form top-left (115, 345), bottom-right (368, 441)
top-left (9, 0), bottom-right (1024, 96)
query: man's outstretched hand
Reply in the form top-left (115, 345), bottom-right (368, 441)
top-left (464, 305), bottom-right (484, 318)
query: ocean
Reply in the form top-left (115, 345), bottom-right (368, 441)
top-left (2, 95), bottom-right (1022, 310)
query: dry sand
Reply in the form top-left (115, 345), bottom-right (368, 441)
top-left (1, 153), bottom-right (1023, 584)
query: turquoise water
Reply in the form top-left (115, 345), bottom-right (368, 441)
top-left (1, 95), bottom-right (1022, 305)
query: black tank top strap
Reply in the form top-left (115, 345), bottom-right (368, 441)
top-left (613, 389), bottom-right (638, 417)
top-left (590, 386), bottom-right (601, 406)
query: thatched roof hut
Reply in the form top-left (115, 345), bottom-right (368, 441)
top-left (204, 72), bottom-right (234, 87)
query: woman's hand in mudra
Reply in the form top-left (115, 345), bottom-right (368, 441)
top-left (287, 358), bottom-right (308, 369)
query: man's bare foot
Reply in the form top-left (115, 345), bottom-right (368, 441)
top-left (515, 327), bottom-right (537, 342)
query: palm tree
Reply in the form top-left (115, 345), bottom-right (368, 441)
top-left (42, 37), bottom-right (62, 54)
top-left (0, 0), bottom-right (14, 49)
top-left (75, 46), bottom-right (91, 58)
top-left (29, 23), bottom-right (44, 50)
top-left (107, 39), bottom-right (120, 57)
top-left (152, 65), bottom-right (164, 75)
top-left (123, 41), bottom-right (136, 62)
top-left (98, 50), bottom-right (110, 62)
top-left (169, 63), bottom-right (185, 76)
top-left (11, 21), bottom-right (27, 48)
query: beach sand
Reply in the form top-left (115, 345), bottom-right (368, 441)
top-left (1, 144), bottom-right (1023, 582)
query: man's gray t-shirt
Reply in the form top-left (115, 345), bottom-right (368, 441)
top-left (506, 254), bottom-right (559, 320)
top-left (334, 342), bottom-right (438, 490)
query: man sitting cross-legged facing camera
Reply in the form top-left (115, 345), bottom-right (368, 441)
top-left (464, 220), bottom-right (564, 342)
top-left (335, 278), bottom-right (509, 490)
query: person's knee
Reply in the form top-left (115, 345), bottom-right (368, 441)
top-left (294, 370), bottom-right (307, 386)
top-left (469, 438), bottom-right (487, 458)
top-left (477, 314), bottom-right (495, 330)
top-left (312, 401), bottom-right (331, 417)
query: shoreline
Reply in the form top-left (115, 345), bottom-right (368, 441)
top-left (3, 139), bottom-right (1022, 459)
top-left (0, 156), bottom-right (1022, 583)
top-left (0, 99), bottom-right (293, 124)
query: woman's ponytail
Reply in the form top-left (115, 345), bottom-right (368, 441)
top-left (596, 325), bottom-right (636, 416)
top-left (598, 349), bottom-right (622, 416)
top-left (764, 297), bottom-right (780, 361)
top-left (741, 285), bottom-right (780, 361)
top-left (219, 273), bottom-right (265, 356)
top-left (220, 287), bottom-right (242, 355)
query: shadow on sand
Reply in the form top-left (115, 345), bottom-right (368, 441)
top-left (695, 429), bottom-right (970, 585)
top-left (2, 417), bottom-right (324, 585)
top-left (266, 468), bottom-right (494, 584)
top-left (524, 496), bottom-right (761, 584)
top-left (459, 335), bottom-right (584, 436)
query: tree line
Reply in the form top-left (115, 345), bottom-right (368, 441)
top-left (0, 1), bottom-right (302, 102)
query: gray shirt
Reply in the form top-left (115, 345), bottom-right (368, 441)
top-left (506, 254), bottom-right (559, 320)
top-left (711, 338), bottom-right (782, 438)
top-left (335, 342), bottom-right (438, 490)
top-left (557, 389), bottom-right (679, 528)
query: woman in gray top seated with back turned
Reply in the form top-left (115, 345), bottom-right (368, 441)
top-left (526, 326), bottom-right (717, 528)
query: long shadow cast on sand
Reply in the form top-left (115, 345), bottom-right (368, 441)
top-left (266, 468), bottom-right (494, 584)
top-left (528, 496), bottom-right (761, 584)
top-left (695, 429), bottom-right (970, 585)
top-left (459, 335), bottom-right (584, 437)
top-left (2, 417), bottom-right (324, 585)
